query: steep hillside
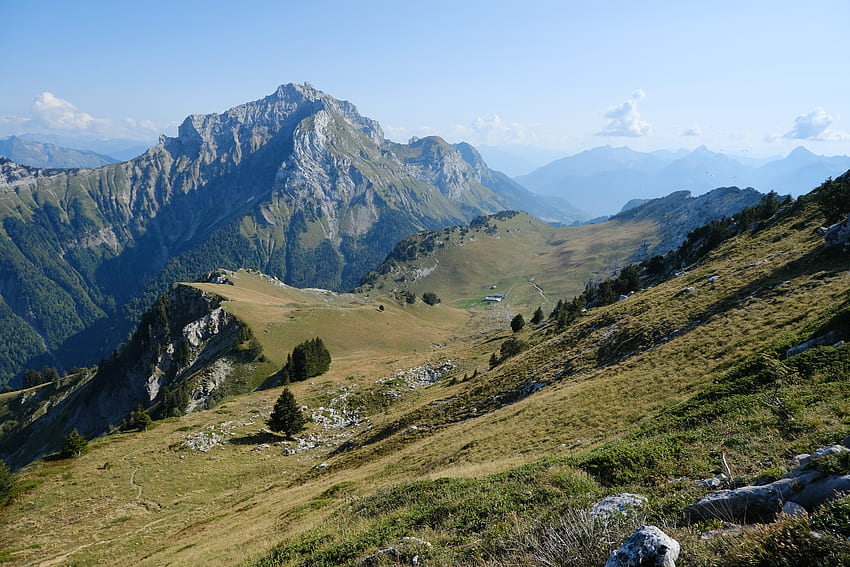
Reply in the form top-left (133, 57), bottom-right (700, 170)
top-left (0, 83), bottom-right (562, 387)
top-left (359, 187), bottom-right (764, 310)
top-left (3, 175), bottom-right (849, 565)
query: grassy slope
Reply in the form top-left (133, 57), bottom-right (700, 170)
top-left (363, 211), bottom-right (658, 312)
top-left (2, 199), bottom-right (850, 565)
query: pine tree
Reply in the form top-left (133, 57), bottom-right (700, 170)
top-left (127, 404), bottom-right (153, 431)
top-left (267, 388), bottom-right (307, 438)
top-left (530, 306), bottom-right (544, 325)
top-left (511, 313), bottom-right (525, 332)
top-left (60, 429), bottom-right (88, 459)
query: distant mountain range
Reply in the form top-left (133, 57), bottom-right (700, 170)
top-left (13, 133), bottom-right (154, 162)
top-left (513, 145), bottom-right (850, 218)
top-left (0, 136), bottom-right (118, 168)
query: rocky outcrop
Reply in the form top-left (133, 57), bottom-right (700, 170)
top-left (685, 443), bottom-right (850, 524)
top-left (0, 284), bottom-right (247, 468)
top-left (604, 526), bottom-right (680, 567)
top-left (821, 213), bottom-right (850, 248)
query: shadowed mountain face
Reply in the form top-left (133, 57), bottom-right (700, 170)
top-left (0, 83), bottom-right (558, 386)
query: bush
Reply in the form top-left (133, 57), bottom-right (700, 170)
top-left (422, 292), bottom-right (441, 306)
top-left (500, 337), bottom-right (525, 359)
top-left (727, 515), bottom-right (850, 567)
top-left (126, 405), bottom-right (154, 431)
top-left (812, 494), bottom-right (850, 538)
top-left (60, 429), bottom-right (88, 459)
top-left (511, 314), bottom-right (525, 332)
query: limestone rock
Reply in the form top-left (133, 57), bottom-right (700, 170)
top-left (824, 213), bottom-right (850, 248)
top-left (604, 525), bottom-right (680, 567)
top-left (590, 493), bottom-right (648, 519)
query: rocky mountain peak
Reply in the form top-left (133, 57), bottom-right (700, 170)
top-left (162, 83), bottom-right (383, 162)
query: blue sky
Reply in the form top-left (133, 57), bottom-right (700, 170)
top-left (2, 0), bottom-right (849, 158)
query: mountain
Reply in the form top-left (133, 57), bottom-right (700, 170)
top-left (2, 174), bottom-right (849, 566)
top-left (358, 187), bottom-right (764, 307)
top-left (476, 144), bottom-right (569, 177)
top-left (0, 83), bottom-right (583, 388)
top-left (0, 136), bottom-right (118, 168)
top-left (16, 133), bottom-right (155, 161)
top-left (750, 146), bottom-right (850, 195)
top-left (517, 144), bottom-right (850, 217)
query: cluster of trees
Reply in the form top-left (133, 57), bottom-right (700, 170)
top-left (422, 292), bottom-right (441, 306)
top-left (814, 171), bottom-right (850, 224)
top-left (277, 337), bottom-right (331, 384)
top-left (22, 366), bottom-right (61, 389)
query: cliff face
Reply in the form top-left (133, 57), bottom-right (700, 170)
top-left (0, 83), bottom-right (540, 385)
top-left (0, 284), bottom-right (247, 468)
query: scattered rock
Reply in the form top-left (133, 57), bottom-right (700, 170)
top-left (676, 287), bottom-right (696, 295)
top-left (604, 525), bottom-right (680, 567)
top-left (707, 275), bottom-right (720, 283)
top-left (590, 493), bottom-right (648, 519)
top-left (695, 473), bottom-right (727, 489)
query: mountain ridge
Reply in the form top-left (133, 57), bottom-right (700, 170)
top-left (0, 84), bottom-right (580, 387)
top-left (516, 144), bottom-right (850, 217)
top-left (0, 136), bottom-right (118, 168)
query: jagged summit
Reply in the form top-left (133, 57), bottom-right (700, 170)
top-left (160, 82), bottom-right (383, 163)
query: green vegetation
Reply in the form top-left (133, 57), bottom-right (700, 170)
top-left (530, 306), bottom-right (544, 325)
top-left (4, 174), bottom-right (850, 566)
top-left (267, 388), bottom-right (307, 438)
top-left (277, 337), bottom-right (332, 384)
top-left (510, 313), bottom-right (525, 332)
top-left (0, 460), bottom-right (15, 506)
top-left (422, 291), bottom-right (441, 306)
top-left (125, 405), bottom-right (153, 431)
top-left (59, 429), bottom-right (88, 459)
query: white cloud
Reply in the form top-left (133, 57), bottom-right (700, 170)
top-left (32, 92), bottom-right (97, 130)
top-left (460, 115), bottom-right (537, 146)
top-left (682, 125), bottom-right (702, 137)
top-left (784, 107), bottom-right (850, 141)
top-left (597, 90), bottom-right (651, 137)
top-left (0, 92), bottom-right (161, 141)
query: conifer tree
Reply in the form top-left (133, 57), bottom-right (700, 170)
top-left (530, 306), bottom-right (544, 325)
top-left (60, 429), bottom-right (88, 459)
top-left (267, 388), bottom-right (307, 438)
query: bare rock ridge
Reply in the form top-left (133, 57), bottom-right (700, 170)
top-left (0, 284), bottom-right (245, 468)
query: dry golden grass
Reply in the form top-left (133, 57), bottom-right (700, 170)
top-left (2, 203), bottom-right (849, 566)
